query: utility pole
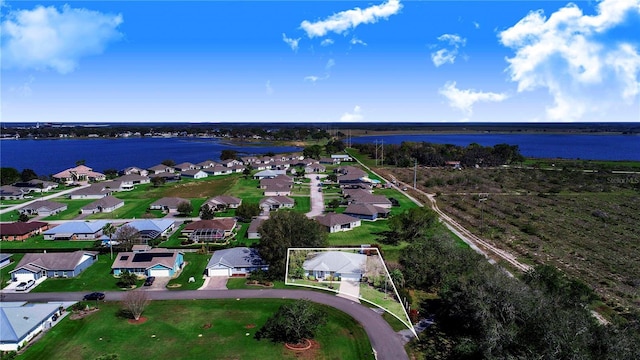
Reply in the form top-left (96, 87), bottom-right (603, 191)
top-left (413, 158), bottom-right (417, 189)
top-left (375, 140), bottom-right (378, 166)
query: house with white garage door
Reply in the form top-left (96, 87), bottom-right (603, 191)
top-left (111, 248), bottom-right (184, 277)
top-left (303, 251), bottom-right (366, 282)
top-left (10, 251), bottom-right (98, 282)
top-left (0, 301), bottom-right (66, 351)
top-left (206, 247), bottom-right (268, 277)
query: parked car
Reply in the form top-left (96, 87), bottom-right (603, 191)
top-left (83, 292), bottom-right (105, 301)
top-left (144, 276), bottom-right (156, 286)
top-left (15, 282), bottom-right (28, 291)
top-left (26, 279), bottom-right (35, 288)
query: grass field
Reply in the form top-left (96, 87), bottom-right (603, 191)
top-left (21, 299), bottom-right (374, 360)
top-left (32, 255), bottom-right (144, 292)
top-left (385, 164), bottom-right (640, 313)
top-left (0, 235), bottom-right (95, 250)
top-left (42, 199), bottom-right (95, 221)
top-left (167, 253), bottom-right (208, 290)
top-left (228, 176), bottom-right (264, 204)
top-left (0, 253), bottom-right (24, 287)
top-left (226, 278), bottom-right (289, 289)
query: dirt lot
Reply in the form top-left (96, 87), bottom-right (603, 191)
top-left (379, 165), bottom-right (640, 313)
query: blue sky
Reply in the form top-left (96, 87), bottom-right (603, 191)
top-left (1, 0), bottom-right (639, 123)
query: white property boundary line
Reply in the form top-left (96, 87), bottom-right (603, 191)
top-left (285, 247), bottom-right (418, 338)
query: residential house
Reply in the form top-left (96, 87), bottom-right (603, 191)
top-left (196, 160), bottom-right (218, 169)
top-left (19, 200), bottom-right (67, 216)
top-left (445, 161), bottom-right (462, 169)
top-left (259, 196), bottom-right (294, 211)
top-left (52, 165), bottom-right (105, 184)
top-left (149, 197), bottom-right (189, 213)
top-left (147, 164), bottom-right (174, 175)
top-left (132, 245), bottom-right (152, 253)
top-left (149, 172), bottom-right (181, 182)
top-left (240, 156), bottom-right (260, 165)
top-left (111, 248), bottom-right (184, 277)
top-left (80, 196), bottom-right (125, 214)
top-left (120, 166), bottom-right (149, 177)
top-left (0, 254), bottom-right (12, 269)
top-left (43, 221), bottom-right (107, 240)
top-left (315, 213), bottom-right (361, 233)
top-left (303, 251), bottom-right (366, 282)
top-left (270, 160), bottom-right (290, 170)
top-left (110, 174), bottom-right (150, 191)
top-left (351, 194), bottom-right (393, 208)
top-left (343, 203), bottom-right (390, 221)
top-left (180, 169), bottom-right (208, 179)
top-left (229, 164), bottom-right (246, 174)
top-left (0, 302), bottom-right (66, 351)
top-left (126, 219), bottom-right (175, 243)
top-left (183, 218), bottom-right (237, 242)
top-left (13, 179), bottom-right (58, 193)
top-left (305, 164), bottom-right (326, 173)
top-left (69, 183), bottom-right (112, 199)
top-left (331, 154), bottom-right (353, 162)
top-left (174, 162), bottom-right (197, 172)
top-left (203, 165), bottom-right (232, 176)
top-left (221, 159), bottom-right (242, 168)
top-left (206, 247), bottom-right (268, 276)
top-left (0, 185), bottom-right (27, 200)
top-left (0, 221), bottom-right (49, 241)
top-left (247, 218), bottom-right (265, 239)
top-left (320, 157), bottom-right (340, 165)
top-left (253, 169), bottom-right (286, 180)
top-left (204, 195), bottom-right (242, 210)
top-left (10, 250), bottom-right (98, 282)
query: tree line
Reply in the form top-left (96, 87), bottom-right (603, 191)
top-left (352, 142), bottom-right (525, 167)
top-left (389, 207), bottom-right (640, 359)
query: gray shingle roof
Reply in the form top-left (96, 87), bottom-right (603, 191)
top-left (303, 251), bottom-right (366, 274)
top-left (81, 196), bottom-right (124, 211)
top-left (111, 248), bottom-right (182, 271)
top-left (316, 213), bottom-right (359, 227)
top-left (11, 251), bottom-right (98, 272)
top-left (206, 247), bottom-right (267, 269)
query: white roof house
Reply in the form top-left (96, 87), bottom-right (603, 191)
top-left (303, 251), bottom-right (367, 282)
top-left (0, 302), bottom-right (66, 351)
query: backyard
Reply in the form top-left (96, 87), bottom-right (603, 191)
top-left (21, 299), bottom-right (374, 360)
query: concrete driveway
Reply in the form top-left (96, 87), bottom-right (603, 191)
top-left (305, 174), bottom-right (325, 218)
top-left (141, 276), bottom-right (171, 291)
top-left (199, 276), bottom-right (228, 290)
top-left (338, 279), bottom-right (361, 302)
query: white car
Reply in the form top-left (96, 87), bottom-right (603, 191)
top-left (16, 279), bottom-right (35, 291)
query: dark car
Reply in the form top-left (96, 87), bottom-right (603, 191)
top-left (144, 276), bottom-right (156, 286)
top-left (83, 292), bottom-right (105, 301)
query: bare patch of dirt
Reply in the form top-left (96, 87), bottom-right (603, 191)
top-left (203, 323), bottom-right (212, 329)
top-left (69, 308), bottom-right (100, 320)
top-left (128, 316), bottom-right (148, 325)
top-left (244, 324), bottom-right (256, 329)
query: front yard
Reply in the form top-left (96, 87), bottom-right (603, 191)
top-left (0, 235), bottom-right (95, 250)
top-left (21, 299), bottom-right (374, 360)
top-left (166, 253), bottom-right (209, 290)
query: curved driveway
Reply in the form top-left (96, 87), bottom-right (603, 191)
top-left (3, 289), bottom-right (408, 360)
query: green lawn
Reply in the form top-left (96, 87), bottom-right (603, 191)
top-left (228, 176), bottom-right (263, 204)
top-left (0, 235), bottom-right (95, 250)
top-left (226, 278), bottom-right (289, 289)
top-left (328, 220), bottom-right (390, 246)
top-left (21, 299), bottom-right (374, 360)
top-left (359, 284), bottom-right (410, 329)
top-left (0, 210), bottom-right (21, 222)
top-left (167, 253), bottom-right (209, 290)
top-left (32, 255), bottom-right (144, 292)
top-left (86, 198), bottom-right (158, 220)
top-left (158, 224), bottom-right (187, 248)
top-left (374, 188), bottom-right (419, 215)
top-left (43, 199), bottom-right (95, 221)
top-left (291, 196), bottom-right (311, 213)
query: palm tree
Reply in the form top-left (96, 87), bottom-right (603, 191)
top-left (102, 223), bottom-right (117, 259)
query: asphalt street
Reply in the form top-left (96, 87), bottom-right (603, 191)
top-left (3, 289), bottom-right (409, 360)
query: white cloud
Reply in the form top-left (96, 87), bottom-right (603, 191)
top-left (340, 105), bottom-right (364, 122)
top-left (282, 33), bottom-right (300, 52)
top-left (439, 81), bottom-right (508, 117)
top-left (473, 21), bottom-right (480, 29)
top-left (320, 38), bottom-right (334, 47)
top-left (350, 36), bottom-right (368, 46)
top-left (304, 75), bottom-right (321, 84)
top-left (300, 0), bottom-right (402, 38)
top-left (10, 74), bottom-right (35, 97)
top-left (1, 4), bottom-right (123, 74)
top-left (499, 0), bottom-right (640, 121)
top-left (431, 33), bottom-right (466, 67)
top-left (325, 58), bottom-right (335, 70)
top-left (265, 80), bottom-right (274, 95)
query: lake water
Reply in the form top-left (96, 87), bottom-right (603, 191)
top-left (350, 133), bottom-right (640, 162)
top-left (0, 137), bottom-right (301, 176)
top-left (1, 133), bottom-right (638, 176)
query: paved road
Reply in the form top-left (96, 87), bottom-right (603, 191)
top-left (305, 174), bottom-right (325, 218)
top-left (3, 289), bottom-right (409, 360)
top-left (0, 184), bottom-right (90, 215)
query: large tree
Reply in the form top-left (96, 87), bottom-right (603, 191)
top-left (387, 207), bottom-right (438, 244)
top-left (302, 145), bottom-right (322, 160)
top-left (236, 202), bottom-right (260, 221)
top-left (1, 167), bottom-right (20, 185)
top-left (258, 211), bottom-right (327, 279)
top-left (255, 299), bottom-right (327, 344)
top-left (177, 201), bottom-right (193, 217)
top-left (122, 290), bottom-right (149, 321)
top-left (200, 204), bottom-right (216, 220)
top-left (114, 225), bottom-right (140, 251)
top-left (220, 149), bottom-right (238, 161)
top-left (161, 159), bottom-right (175, 166)
top-left (102, 223), bottom-right (117, 259)
top-left (20, 168), bottom-right (38, 182)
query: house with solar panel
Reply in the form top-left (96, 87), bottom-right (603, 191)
top-left (111, 248), bottom-right (184, 277)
